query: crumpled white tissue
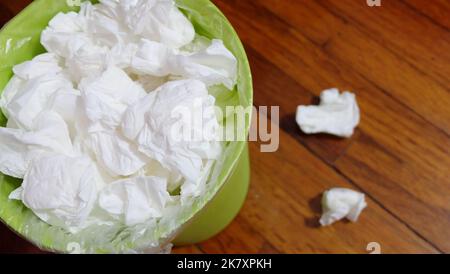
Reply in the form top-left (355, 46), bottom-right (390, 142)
top-left (40, 11), bottom-right (91, 58)
top-left (174, 39), bottom-right (238, 89)
top-left (136, 159), bottom-right (183, 193)
top-left (131, 39), bottom-right (172, 76)
top-left (89, 131), bottom-right (148, 177)
top-left (41, 0), bottom-right (195, 81)
top-left (112, 0), bottom-right (195, 49)
top-left (121, 79), bottom-right (221, 183)
top-left (0, 76), bottom-right (24, 114)
top-left (82, 0), bottom-right (195, 49)
top-left (46, 88), bottom-right (85, 139)
top-left (296, 88), bottom-right (360, 138)
top-left (9, 154), bottom-right (100, 231)
top-left (13, 53), bottom-right (63, 80)
top-left (0, 73), bottom-right (73, 129)
top-left (131, 39), bottom-right (237, 89)
top-left (40, 5), bottom-right (127, 83)
top-left (40, 0), bottom-right (235, 90)
top-left (0, 53), bottom-right (69, 126)
top-left (180, 159), bottom-right (215, 204)
top-left (0, 111), bottom-right (73, 178)
top-left (320, 188), bottom-right (367, 226)
top-left (65, 44), bottom-right (111, 84)
top-left (83, 1), bottom-right (134, 47)
top-left (98, 176), bottom-right (171, 226)
top-left (80, 66), bottom-right (146, 132)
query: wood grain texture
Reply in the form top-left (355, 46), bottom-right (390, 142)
top-left (199, 126), bottom-right (438, 254)
top-left (0, 0), bottom-right (449, 254)
top-left (403, 0), bottom-right (450, 30)
top-left (212, 0), bottom-right (450, 252)
top-left (0, 0), bottom-right (30, 14)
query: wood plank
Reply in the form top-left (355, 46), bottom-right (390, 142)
top-left (335, 133), bottom-right (450, 250)
top-left (213, 0), bottom-right (450, 252)
top-left (248, 46), bottom-right (357, 164)
top-left (172, 245), bottom-right (204, 254)
top-left (255, 0), bottom-right (450, 135)
top-left (0, 4), bottom-right (13, 27)
top-left (0, 0), bottom-right (31, 15)
top-left (320, 0), bottom-right (450, 92)
top-left (199, 123), bottom-right (437, 253)
top-left (0, 223), bottom-right (48, 254)
top-left (250, 41), bottom-right (450, 251)
top-left (403, 0), bottom-right (450, 30)
top-left (198, 215), bottom-right (281, 254)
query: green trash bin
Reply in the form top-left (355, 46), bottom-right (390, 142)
top-left (173, 143), bottom-right (250, 245)
top-left (0, 0), bottom-right (253, 253)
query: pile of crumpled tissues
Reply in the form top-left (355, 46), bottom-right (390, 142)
top-left (0, 0), bottom-right (237, 233)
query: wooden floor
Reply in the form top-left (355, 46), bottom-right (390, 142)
top-left (0, 0), bottom-right (449, 254)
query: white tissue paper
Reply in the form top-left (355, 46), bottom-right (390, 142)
top-left (83, 1), bottom-right (134, 47)
top-left (0, 76), bottom-right (24, 114)
top-left (320, 188), bottom-right (367, 226)
top-left (88, 131), bottom-right (148, 177)
top-left (131, 39), bottom-right (173, 76)
top-left (136, 159), bottom-right (183, 193)
top-left (0, 111), bottom-right (73, 178)
top-left (45, 88), bottom-right (84, 139)
top-left (9, 154), bottom-right (101, 231)
top-left (181, 159), bottom-right (215, 204)
top-left (80, 66), bottom-right (146, 132)
top-left (13, 53), bottom-right (63, 80)
top-left (65, 44), bottom-right (111, 84)
top-left (296, 88), bottom-right (360, 138)
top-left (0, 0), bottom-right (236, 236)
top-left (98, 176), bottom-right (171, 226)
top-left (1, 73), bottom-right (73, 129)
top-left (131, 38), bottom-right (237, 89)
top-left (0, 53), bottom-right (69, 124)
top-left (174, 39), bottom-right (238, 89)
top-left (121, 79), bottom-right (221, 183)
top-left (40, 11), bottom-right (91, 58)
top-left (41, 0), bottom-right (236, 90)
top-left (116, 0), bottom-right (195, 49)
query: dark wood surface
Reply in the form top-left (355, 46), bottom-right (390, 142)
top-left (0, 0), bottom-right (449, 254)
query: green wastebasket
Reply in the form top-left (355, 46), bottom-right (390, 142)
top-left (0, 0), bottom-right (253, 253)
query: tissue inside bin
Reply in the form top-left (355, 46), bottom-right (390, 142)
top-left (2, 1), bottom-right (243, 254)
